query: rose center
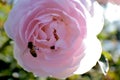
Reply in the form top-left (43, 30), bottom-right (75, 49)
top-left (27, 14), bottom-right (65, 51)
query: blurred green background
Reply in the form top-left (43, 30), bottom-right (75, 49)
top-left (0, 0), bottom-right (120, 80)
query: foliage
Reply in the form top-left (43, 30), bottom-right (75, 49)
top-left (0, 0), bottom-right (120, 80)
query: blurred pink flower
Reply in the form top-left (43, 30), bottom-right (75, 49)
top-left (109, 0), bottom-right (120, 4)
top-left (4, 0), bottom-right (103, 78)
top-left (97, 0), bottom-right (108, 5)
top-left (97, 0), bottom-right (120, 5)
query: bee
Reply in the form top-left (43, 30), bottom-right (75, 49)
top-left (27, 42), bottom-right (37, 57)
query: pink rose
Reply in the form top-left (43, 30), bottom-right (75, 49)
top-left (4, 0), bottom-right (103, 78)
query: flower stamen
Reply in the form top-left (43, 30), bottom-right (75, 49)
top-left (53, 29), bottom-right (59, 40)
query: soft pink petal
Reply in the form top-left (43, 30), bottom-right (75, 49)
top-left (74, 36), bottom-right (102, 74)
top-left (86, 1), bottom-right (104, 36)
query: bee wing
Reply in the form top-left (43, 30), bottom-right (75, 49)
top-left (22, 48), bottom-right (29, 56)
top-left (30, 50), bottom-right (37, 57)
top-left (22, 47), bottom-right (38, 57)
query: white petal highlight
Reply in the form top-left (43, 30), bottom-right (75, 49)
top-left (74, 36), bottom-right (102, 74)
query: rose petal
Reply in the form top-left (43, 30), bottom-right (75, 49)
top-left (74, 36), bottom-right (102, 74)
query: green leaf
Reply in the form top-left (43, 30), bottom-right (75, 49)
top-left (98, 54), bottom-right (109, 75)
top-left (102, 51), bottom-right (112, 61)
